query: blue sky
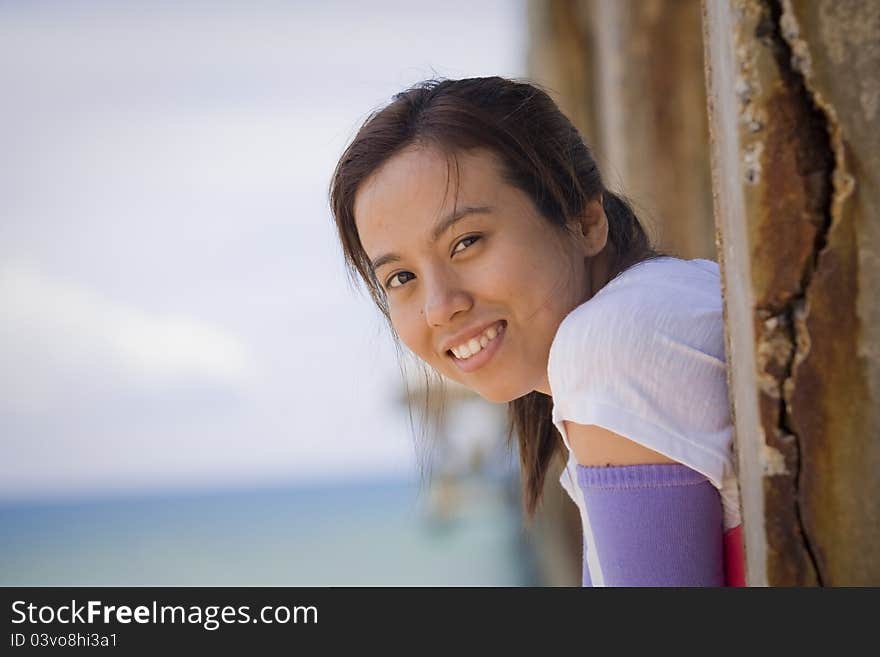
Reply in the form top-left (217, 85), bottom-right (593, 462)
top-left (0, 0), bottom-right (526, 499)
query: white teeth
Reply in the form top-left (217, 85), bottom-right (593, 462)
top-left (450, 322), bottom-right (504, 360)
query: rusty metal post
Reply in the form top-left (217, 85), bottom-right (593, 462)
top-left (703, 0), bottom-right (880, 585)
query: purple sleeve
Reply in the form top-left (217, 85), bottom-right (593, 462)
top-left (577, 463), bottom-right (724, 587)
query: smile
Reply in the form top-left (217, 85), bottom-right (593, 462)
top-left (448, 320), bottom-right (506, 373)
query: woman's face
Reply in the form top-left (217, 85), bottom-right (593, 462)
top-left (354, 146), bottom-right (594, 403)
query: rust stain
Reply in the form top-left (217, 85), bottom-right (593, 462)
top-left (755, 317), bottom-right (817, 584)
top-left (709, 0), bottom-right (876, 585)
top-left (749, 0), bottom-right (836, 585)
top-left (777, 0), bottom-right (876, 585)
top-left (789, 223), bottom-right (877, 584)
top-left (763, 474), bottom-right (817, 584)
top-left (754, 82), bottom-right (832, 311)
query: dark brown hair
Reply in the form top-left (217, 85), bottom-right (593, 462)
top-left (329, 76), bottom-right (658, 520)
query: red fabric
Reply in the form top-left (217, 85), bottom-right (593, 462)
top-left (723, 524), bottom-right (746, 586)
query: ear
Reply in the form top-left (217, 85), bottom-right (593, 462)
top-left (572, 196), bottom-right (609, 257)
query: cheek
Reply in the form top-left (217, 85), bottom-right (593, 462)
top-left (389, 306), bottom-right (433, 358)
top-left (499, 247), bottom-right (559, 306)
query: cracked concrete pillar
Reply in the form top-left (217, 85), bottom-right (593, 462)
top-left (703, 0), bottom-right (880, 585)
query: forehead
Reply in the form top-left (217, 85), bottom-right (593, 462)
top-left (353, 146), bottom-right (505, 249)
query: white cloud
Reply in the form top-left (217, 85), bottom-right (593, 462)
top-left (0, 259), bottom-right (256, 413)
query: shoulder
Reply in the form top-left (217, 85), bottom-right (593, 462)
top-left (548, 256), bottom-right (725, 390)
top-left (547, 256), bottom-right (734, 489)
top-left (573, 256), bottom-right (721, 326)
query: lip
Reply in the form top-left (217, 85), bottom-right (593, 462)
top-left (446, 320), bottom-right (506, 374)
top-left (440, 319), bottom-right (506, 354)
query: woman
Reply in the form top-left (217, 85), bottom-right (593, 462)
top-left (329, 76), bottom-right (744, 586)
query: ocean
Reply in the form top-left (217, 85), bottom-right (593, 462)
top-left (0, 475), bottom-right (541, 586)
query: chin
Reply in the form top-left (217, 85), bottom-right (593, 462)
top-left (444, 368), bottom-right (529, 404)
top-left (472, 384), bottom-right (527, 405)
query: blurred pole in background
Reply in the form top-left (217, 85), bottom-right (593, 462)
top-left (525, 0), bottom-right (717, 586)
top-left (528, 0), bottom-right (716, 261)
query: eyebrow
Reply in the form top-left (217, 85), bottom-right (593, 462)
top-left (369, 205), bottom-right (493, 272)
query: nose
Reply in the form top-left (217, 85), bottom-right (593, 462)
top-left (422, 266), bottom-right (472, 327)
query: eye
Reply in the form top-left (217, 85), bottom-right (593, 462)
top-left (386, 271), bottom-right (415, 290)
top-left (452, 234), bottom-right (481, 255)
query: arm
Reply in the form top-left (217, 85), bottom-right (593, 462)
top-left (565, 421), bottom-right (724, 587)
top-left (563, 420), bottom-right (677, 467)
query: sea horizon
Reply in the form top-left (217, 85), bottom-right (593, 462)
top-left (0, 471), bottom-right (541, 587)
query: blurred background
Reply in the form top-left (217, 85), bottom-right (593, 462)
top-left (0, 0), bottom-right (736, 587)
top-left (0, 0), bottom-right (546, 586)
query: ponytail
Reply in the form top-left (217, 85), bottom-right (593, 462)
top-left (602, 190), bottom-right (657, 275)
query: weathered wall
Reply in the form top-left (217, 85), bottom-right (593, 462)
top-left (703, 0), bottom-right (880, 585)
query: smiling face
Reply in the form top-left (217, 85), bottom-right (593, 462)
top-left (354, 145), bottom-right (598, 403)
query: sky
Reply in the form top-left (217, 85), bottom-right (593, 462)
top-left (0, 0), bottom-right (527, 500)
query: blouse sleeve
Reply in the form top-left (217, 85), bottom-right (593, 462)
top-left (548, 278), bottom-right (735, 492)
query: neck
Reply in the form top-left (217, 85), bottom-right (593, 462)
top-left (533, 244), bottom-right (619, 397)
top-left (585, 241), bottom-right (617, 301)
